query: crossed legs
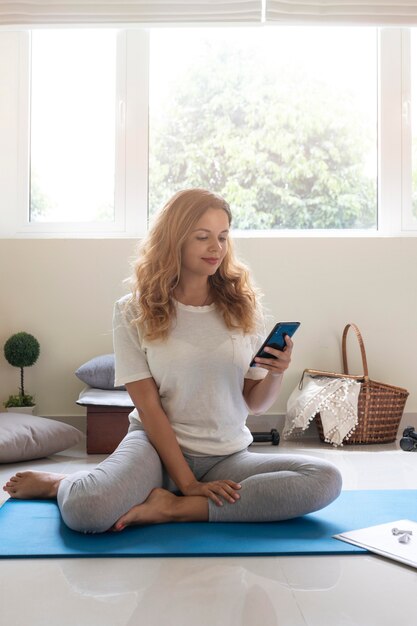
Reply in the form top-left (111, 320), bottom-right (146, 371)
top-left (3, 431), bottom-right (208, 533)
top-left (3, 432), bottom-right (342, 533)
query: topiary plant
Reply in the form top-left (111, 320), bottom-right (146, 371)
top-left (3, 332), bottom-right (40, 407)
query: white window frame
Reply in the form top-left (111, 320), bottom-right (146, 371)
top-left (2, 26), bottom-right (417, 237)
top-left (400, 28), bottom-right (417, 231)
top-left (13, 29), bottom-right (148, 238)
top-left (378, 28), bottom-right (404, 235)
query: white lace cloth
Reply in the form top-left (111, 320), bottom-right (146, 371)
top-left (284, 374), bottom-right (361, 446)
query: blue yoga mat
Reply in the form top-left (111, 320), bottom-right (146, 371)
top-left (1, 490), bottom-right (416, 558)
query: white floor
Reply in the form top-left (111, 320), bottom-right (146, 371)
top-left (1, 437), bottom-right (417, 626)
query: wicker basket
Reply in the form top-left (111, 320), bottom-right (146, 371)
top-left (312, 324), bottom-right (409, 445)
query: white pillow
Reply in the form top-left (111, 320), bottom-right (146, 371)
top-left (0, 413), bottom-right (83, 463)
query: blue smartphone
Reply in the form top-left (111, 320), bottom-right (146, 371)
top-left (250, 322), bottom-right (300, 367)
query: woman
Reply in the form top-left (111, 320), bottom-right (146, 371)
top-left (3, 189), bottom-right (342, 533)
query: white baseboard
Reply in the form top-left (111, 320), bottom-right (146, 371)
top-left (40, 412), bottom-right (417, 441)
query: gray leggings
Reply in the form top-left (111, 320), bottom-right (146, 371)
top-left (57, 430), bottom-right (342, 534)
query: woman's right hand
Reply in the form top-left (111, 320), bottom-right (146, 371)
top-left (182, 479), bottom-right (242, 506)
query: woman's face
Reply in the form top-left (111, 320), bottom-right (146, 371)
top-left (180, 208), bottom-right (230, 279)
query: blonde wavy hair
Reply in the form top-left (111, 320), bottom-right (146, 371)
top-left (129, 188), bottom-right (261, 341)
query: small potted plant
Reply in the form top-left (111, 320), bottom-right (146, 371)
top-left (3, 332), bottom-right (40, 414)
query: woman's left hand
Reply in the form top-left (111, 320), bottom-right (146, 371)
top-left (253, 334), bottom-right (293, 377)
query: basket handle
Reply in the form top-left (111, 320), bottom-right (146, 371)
top-left (342, 323), bottom-right (369, 378)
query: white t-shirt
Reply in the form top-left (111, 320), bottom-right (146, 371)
top-left (113, 295), bottom-right (267, 456)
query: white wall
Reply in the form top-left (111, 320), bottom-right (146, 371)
top-left (0, 237), bottom-right (415, 419)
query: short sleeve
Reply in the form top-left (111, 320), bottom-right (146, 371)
top-left (113, 296), bottom-right (153, 386)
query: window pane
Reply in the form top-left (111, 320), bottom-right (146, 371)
top-left (30, 30), bottom-right (117, 223)
top-left (149, 28), bottom-right (377, 230)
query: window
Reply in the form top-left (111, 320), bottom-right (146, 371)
top-left (1, 27), bottom-right (417, 236)
top-left (30, 30), bottom-right (117, 224)
top-left (149, 28), bottom-right (378, 230)
top-left (7, 29), bottom-right (143, 236)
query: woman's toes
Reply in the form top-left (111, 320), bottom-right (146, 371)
top-left (113, 518), bottom-right (124, 531)
top-left (114, 510), bottom-right (134, 531)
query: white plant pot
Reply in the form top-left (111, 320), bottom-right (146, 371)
top-left (6, 405), bottom-right (37, 415)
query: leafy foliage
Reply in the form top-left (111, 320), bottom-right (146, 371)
top-left (4, 394), bottom-right (35, 408)
top-left (4, 332), bottom-right (40, 369)
top-left (149, 41), bottom-right (376, 230)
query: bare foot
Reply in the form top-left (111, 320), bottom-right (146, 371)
top-left (113, 488), bottom-right (179, 531)
top-left (2, 471), bottom-right (67, 499)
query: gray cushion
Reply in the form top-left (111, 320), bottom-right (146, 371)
top-left (75, 354), bottom-right (125, 390)
top-left (0, 413), bottom-right (83, 463)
